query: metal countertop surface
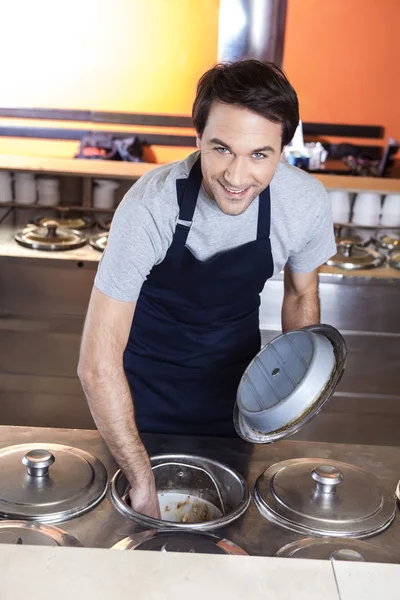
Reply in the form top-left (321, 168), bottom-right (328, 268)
top-left (1, 425), bottom-right (399, 557)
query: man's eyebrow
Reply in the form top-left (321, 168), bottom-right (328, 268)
top-left (208, 138), bottom-right (275, 154)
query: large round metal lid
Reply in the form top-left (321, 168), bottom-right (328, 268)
top-left (326, 242), bottom-right (384, 269)
top-left (334, 224), bottom-right (371, 247)
top-left (0, 521), bottom-right (82, 547)
top-left (89, 232), bottom-right (108, 252)
top-left (14, 221), bottom-right (87, 251)
top-left (234, 324), bottom-right (347, 444)
top-left (111, 529), bottom-right (247, 555)
top-left (254, 458), bottom-right (396, 538)
top-left (0, 443), bottom-right (108, 523)
top-left (375, 232), bottom-right (400, 252)
top-left (389, 251), bottom-right (400, 270)
top-left (31, 214), bottom-right (94, 230)
top-left (275, 537), bottom-right (398, 563)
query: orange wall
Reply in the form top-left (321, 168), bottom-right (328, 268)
top-left (0, 0), bottom-right (398, 160)
top-left (283, 0), bottom-right (400, 145)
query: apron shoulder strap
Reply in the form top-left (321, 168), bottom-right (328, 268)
top-left (173, 156), bottom-right (202, 246)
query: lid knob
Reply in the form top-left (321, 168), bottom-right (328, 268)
top-left (338, 242), bottom-right (353, 258)
top-left (22, 449), bottom-right (55, 477)
top-left (311, 464), bottom-right (344, 494)
top-left (42, 220), bottom-right (59, 238)
top-left (161, 540), bottom-right (195, 553)
top-left (330, 549), bottom-right (366, 562)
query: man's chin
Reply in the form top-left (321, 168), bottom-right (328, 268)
top-left (215, 195), bottom-right (254, 216)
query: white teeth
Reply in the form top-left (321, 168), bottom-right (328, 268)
top-left (223, 185), bottom-right (246, 194)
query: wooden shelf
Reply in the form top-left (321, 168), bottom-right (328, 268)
top-left (313, 173), bottom-right (400, 193)
top-left (0, 202), bottom-right (113, 213)
top-left (1, 154), bottom-right (400, 192)
top-left (0, 154), bottom-right (157, 180)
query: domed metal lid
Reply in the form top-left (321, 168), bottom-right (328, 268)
top-left (234, 324), bottom-right (347, 444)
top-left (31, 214), bottom-right (94, 230)
top-left (375, 232), bottom-right (400, 252)
top-left (254, 458), bottom-right (396, 538)
top-left (389, 251), bottom-right (400, 270)
top-left (111, 529), bottom-right (247, 555)
top-left (334, 224), bottom-right (371, 247)
top-left (327, 242), bottom-right (384, 269)
top-left (0, 443), bottom-right (108, 523)
top-left (15, 221), bottom-right (87, 251)
top-left (0, 521), bottom-right (82, 547)
top-left (89, 232), bottom-right (108, 252)
top-left (275, 537), bottom-right (398, 563)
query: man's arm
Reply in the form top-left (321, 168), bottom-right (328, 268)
top-left (281, 265), bottom-right (320, 332)
top-left (77, 286), bottom-right (160, 518)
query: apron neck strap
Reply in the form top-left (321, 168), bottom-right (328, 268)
top-left (257, 184), bottom-right (271, 241)
top-left (174, 155), bottom-right (203, 245)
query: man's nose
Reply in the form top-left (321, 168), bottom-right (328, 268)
top-left (224, 157), bottom-right (247, 188)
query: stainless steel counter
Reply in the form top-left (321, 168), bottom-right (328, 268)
top-left (2, 425), bottom-right (399, 557)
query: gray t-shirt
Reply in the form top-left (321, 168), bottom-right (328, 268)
top-left (95, 151), bottom-right (336, 302)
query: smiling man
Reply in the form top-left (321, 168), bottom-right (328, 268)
top-left (78, 60), bottom-right (336, 518)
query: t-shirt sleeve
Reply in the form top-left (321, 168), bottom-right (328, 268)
top-left (287, 185), bottom-right (336, 274)
top-left (94, 188), bottom-right (167, 302)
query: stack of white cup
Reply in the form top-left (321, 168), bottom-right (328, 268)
top-left (14, 172), bottom-right (36, 205)
top-left (351, 192), bottom-right (382, 227)
top-left (380, 194), bottom-right (400, 227)
top-left (37, 177), bottom-right (60, 207)
top-left (93, 179), bottom-right (119, 209)
top-left (14, 172), bottom-right (37, 227)
top-left (328, 190), bottom-right (351, 224)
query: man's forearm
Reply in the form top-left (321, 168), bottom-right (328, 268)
top-left (79, 365), bottom-right (151, 488)
top-left (281, 290), bottom-right (321, 332)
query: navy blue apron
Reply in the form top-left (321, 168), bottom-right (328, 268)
top-left (124, 156), bottom-right (274, 436)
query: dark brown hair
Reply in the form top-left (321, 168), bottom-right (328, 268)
top-left (192, 60), bottom-right (299, 148)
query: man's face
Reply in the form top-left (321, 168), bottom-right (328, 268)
top-left (197, 101), bottom-right (282, 216)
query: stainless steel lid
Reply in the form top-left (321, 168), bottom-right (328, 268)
top-left (89, 232), bottom-right (108, 252)
top-left (234, 324), bottom-right (347, 444)
top-left (334, 224), bottom-right (371, 247)
top-left (254, 458), bottom-right (396, 538)
top-left (389, 251), bottom-right (400, 270)
top-left (110, 454), bottom-right (250, 531)
top-left (111, 529), bottom-right (247, 555)
top-left (0, 443), bottom-right (108, 523)
top-left (375, 232), bottom-right (400, 252)
top-left (326, 242), bottom-right (384, 269)
top-left (0, 521), bottom-right (82, 547)
top-left (275, 537), bottom-right (398, 563)
top-left (30, 214), bottom-right (94, 230)
top-left (15, 221), bottom-right (87, 251)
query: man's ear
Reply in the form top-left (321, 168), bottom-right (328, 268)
top-left (196, 136), bottom-right (201, 149)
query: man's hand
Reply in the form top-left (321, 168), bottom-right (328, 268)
top-left (281, 266), bottom-right (320, 332)
top-left (128, 470), bottom-right (161, 519)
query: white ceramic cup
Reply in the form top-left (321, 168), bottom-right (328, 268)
top-left (329, 190), bottom-right (351, 224)
top-left (37, 177), bottom-right (60, 207)
top-left (93, 179), bottom-right (119, 209)
top-left (380, 194), bottom-right (400, 227)
top-left (351, 192), bottom-right (381, 226)
top-left (14, 172), bottom-right (36, 205)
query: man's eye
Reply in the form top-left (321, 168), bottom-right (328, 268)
top-left (253, 153), bottom-right (266, 160)
top-left (216, 147), bottom-right (230, 154)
